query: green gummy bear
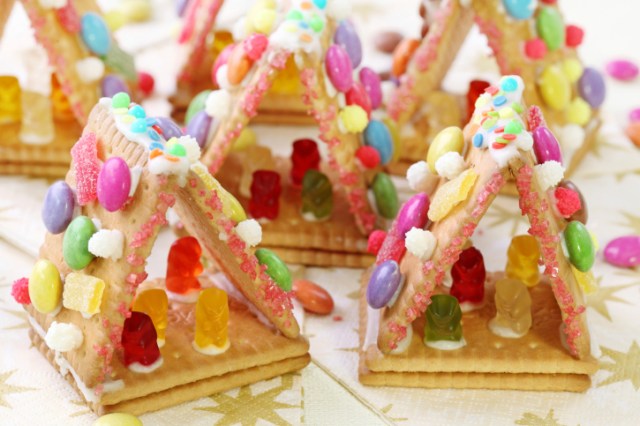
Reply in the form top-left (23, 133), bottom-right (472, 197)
top-left (301, 170), bottom-right (333, 220)
top-left (423, 294), bottom-right (463, 343)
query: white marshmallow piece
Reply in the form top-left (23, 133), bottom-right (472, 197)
top-left (235, 219), bottom-right (262, 247)
top-left (406, 161), bottom-right (430, 191)
top-left (178, 135), bottom-right (201, 163)
top-left (434, 152), bottom-right (466, 179)
top-left (205, 90), bottom-right (232, 120)
top-left (45, 322), bottom-right (83, 352)
top-left (404, 227), bottom-right (437, 261)
top-left (534, 160), bottom-right (565, 191)
top-left (75, 57), bottom-right (105, 83)
top-left (88, 229), bottom-right (125, 261)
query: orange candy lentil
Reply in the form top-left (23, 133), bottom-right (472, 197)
top-left (292, 279), bottom-right (334, 315)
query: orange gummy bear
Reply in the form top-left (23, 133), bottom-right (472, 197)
top-left (194, 287), bottom-right (229, 354)
top-left (133, 288), bottom-right (169, 346)
top-left (166, 236), bottom-right (203, 295)
top-left (51, 75), bottom-right (74, 121)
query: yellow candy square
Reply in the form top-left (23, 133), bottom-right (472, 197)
top-left (63, 272), bottom-right (105, 316)
top-left (428, 169), bottom-right (478, 222)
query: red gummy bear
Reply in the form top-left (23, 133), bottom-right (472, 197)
top-left (450, 247), bottom-right (486, 305)
top-left (290, 139), bottom-right (320, 186)
top-left (250, 170), bottom-right (281, 219)
top-left (166, 236), bottom-right (203, 295)
top-left (466, 80), bottom-right (490, 122)
top-left (121, 311), bottom-right (161, 367)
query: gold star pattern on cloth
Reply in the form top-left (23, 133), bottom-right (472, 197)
top-left (193, 374), bottom-right (300, 425)
top-left (515, 409), bottom-right (566, 426)
top-left (618, 211), bottom-right (640, 235)
top-left (598, 341), bottom-right (640, 390)
top-left (0, 370), bottom-right (34, 408)
top-left (484, 197), bottom-right (528, 237)
top-left (586, 279), bottom-right (633, 321)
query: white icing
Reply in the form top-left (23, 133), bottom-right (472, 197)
top-left (91, 217), bottom-right (102, 230)
top-left (128, 357), bottom-right (164, 374)
top-left (179, 135), bottom-right (202, 163)
top-left (28, 316), bottom-right (124, 403)
top-left (404, 227), bottom-right (437, 261)
top-left (425, 337), bottom-right (467, 351)
top-left (166, 290), bottom-right (200, 304)
top-left (381, 81), bottom-right (396, 107)
top-left (235, 219), bottom-right (262, 246)
top-left (75, 57), bottom-right (105, 83)
top-left (148, 156), bottom-right (191, 187)
top-left (534, 160), bottom-right (565, 191)
top-left (232, 17), bottom-right (248, 41)
top-left (38, 0), bottom-right (66, 8)
top-left (45, 321), bottom-right (83, 352)
top-left (406, 161), bottom-right (430, 191)
top-left (488, 319), bottom-right (528, 338)
top-left (471, 75), bottom-right (533, 167)
top-left (459, 300), bottom-right (485, 313)
top-left (323, 67), bottom-right (338, 98)
top-left (441, 267), bottom-right (453, 288)
top-left (269, 0), bottom-right (325, 58)
top-left (157, 338), bottom-right (165, 348)
top-left (192, 340), bottom-right (230, 356)
top-left (129, 165), bottom-right (143, 197)
top-left (390, 324), bottom-right (413, 354)
top-left (435, 151), bottom-right (466, 179)
top-left (88, 229), bottom-right (124, 260)
top-left (205, 90), bottom-right (232, 119)
top-left (301, 211), bottom-right (330, 222)
top-left (387, 275), bottom-right (405, 308)
top-left (325, 0), bottom-right (352, 20)
top-left (216, 65), bottom-right (232, 90)
top-left (105, 99), bottom-right (159, 147)
top-left (291, 299), bottom-right (305, 334)
top-left (218, 231), bottom-right (228, 241)
top-left (362, 306), bottom-right (380, 350)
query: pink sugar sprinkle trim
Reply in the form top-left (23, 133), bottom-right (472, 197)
top-left (178, 0), bottom-right (223, 83)
top-left (527, 106), bottom-right (547, 132)
top-left (71, 132), bottom-right (101, 205)
top-left (475, 16), bottom-right (520, 76)
top-left (516, 165), bottom-right (583, 356)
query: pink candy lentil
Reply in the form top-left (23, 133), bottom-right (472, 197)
top-left (605, 59), bottom-right (639, 81)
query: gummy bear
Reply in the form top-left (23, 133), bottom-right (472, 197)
top-left (0, 76), bottom-right (22, 124)
top-left (239, 145), bottom-right (275, 197)
top-left (269, 55), bottom-right (302, 95)
top-left (489, 278), bottom-right (532, 338)
top-left (290, 139), bottom-right (321, 186)
top-left (450, 246), bottom-right (486, 305)
top-left (423, 294), bottom-right (464, 345)
top-left (301, 170), bottom-right (333, 220)
top-left (505, 235), bottom-right (540, 287)
top-left (19, 90), bottom-right (54, 144)
top-left (51, 75), bottom-right (75, 121)
top-left (121, 311), bottom-right (161, 368)
top-left (194, 287), bottom-right (230, 354)
top-left (166, 236), bottom-right (203, 296)
top-left (249, 170), bottom-right (281, 220)
top-left (466, 80), bottom-right (491, 122)
top-left (133, 289), bottom-right (169, 347)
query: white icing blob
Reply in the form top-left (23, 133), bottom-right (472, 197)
top-left (435, 151), bottom-right (466, 179)
top-left (326, 0), bottom-right (352, 20)
top-left (235, 219), bottom-right (262, 246)
top-left (216, 65), bottom-right (232, 90)
top-left (129, 165), bottom-right (143, 197)
top-left (75, 57), bottom-right (105, 83)
top-left (179, 135), bottom-right (201, 163)
top-left (404, 227), bottom-right (437, 261)
top-left (148, 156), bottom-right (191, 187)
top-left (363, 306), bottom-right (380, 350)
top-left (488, 319), bottom-right (528, 339)
top-left (534, 160), bottom-right (565, 191)
top-left (192, 339), bottom-right (230, 356)
top-left (406, 161), bottom-right (430, 191)
top-left (88, 229), bottom-right (124, 260)
top-left (205, 90), bottom-right (232, 120)
top-left (45, 321), bottom-right (83, 352)
top-left (128, 357), bottom-right (164, 373)
top-left (425, 337), bottom-right (467, 350)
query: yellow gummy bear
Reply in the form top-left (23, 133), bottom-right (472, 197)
top-left (490, 277), bottom-right (532, 336)
top-left (0, 76), bottom-right (22, 124)
top-left (62, 272), bottom-right (105, 316)
top-left (505, 235), bottom-right (541, 287)
top-left (194, 287), bottom-right (230, 354)
top-left (269, 56), bottom-right (302, 95)
top-left (29, 259), bottom-right (62, 314)
top-left (428, 169), bottom-right (478, 222)
top-left (94, 413), bottom-right (143, 426)
top-left (566, 98), bottom-right (592, 126)
top-left (339, 105), bottom-right (368, 133)
top-left (571, 265), bottom-right (598, 294)
top-left (538, 65), bottom-right (571, 111)
top-left (231, 127), bottom-right (257, 151)
top-left (133, 289), bottom-right (168, 346)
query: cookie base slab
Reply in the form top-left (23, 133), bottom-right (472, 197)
top-left (28, 280), bottom-right (310, 416)
top-left (358, 273), bottom-right (597, 392)
top-left (0, 121), bottom-right (81, 178)
top-left (214, 151), bottom-right (373, 268)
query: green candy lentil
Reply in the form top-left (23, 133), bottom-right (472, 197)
top-left (167, 143), bottom-right (187, 157)
top-left (287, 10), bottom-right (303, 20)
top-left (505, 120), bottom-right (523, 135)
top-left (185, 90), bottom-right (211, 125)
top-left (512, 102), bottom-right (524, 113)
top-left (255, 248), bottom-right (292, 292)
top-left (536, 7), bottom-right (565, 51)
top-left (308, 14), bottom-right (324, 33)
top-left (372, 173), bottom-right (399, 219)
top-left (564, 221), bottom-right (595, 272)
top-left (63, 216), bottom-right (97, 270)
top-left (111, 92), bottom-right (130, 109)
